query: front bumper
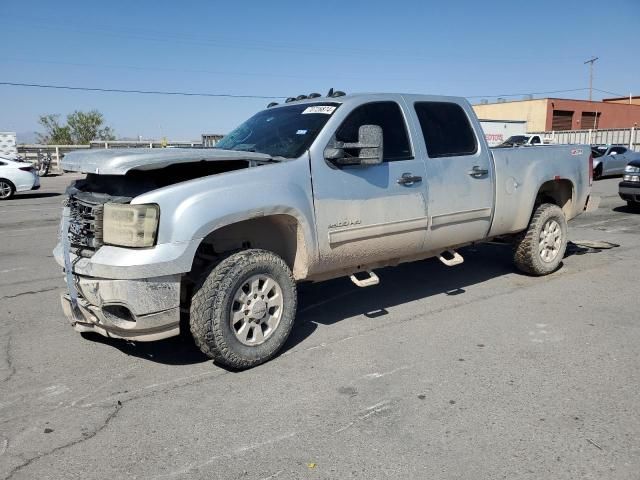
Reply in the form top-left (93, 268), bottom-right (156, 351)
top-left (60, 274), bottom-right (181, 341)
top-left (619, 181), bottom-right (640, 203)
top-left (53, 239), bottom-right (200, 279)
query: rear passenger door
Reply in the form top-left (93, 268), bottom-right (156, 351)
top-left (411, 101), bottom-right (494, 251)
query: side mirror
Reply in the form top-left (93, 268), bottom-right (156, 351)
top-left (610, 151), bottom-right (617, 156)
top-left (324, 124), bottom-right (383, 166)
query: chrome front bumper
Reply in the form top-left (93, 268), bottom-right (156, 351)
top-left (60, 274), bottom-right (181, 341)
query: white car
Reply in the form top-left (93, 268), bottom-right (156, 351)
top-left (0, 157), bottom-right (40, 200)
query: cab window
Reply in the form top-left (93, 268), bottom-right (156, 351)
top-left (414, 102), bottom-right (478, 158)
top-left (335, 102), bottom-right (412, 161)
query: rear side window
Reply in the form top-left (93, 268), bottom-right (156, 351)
top-left (414, 102), bottom-right (477, 158)
top-left (335, 102), bottom-right (412, 161)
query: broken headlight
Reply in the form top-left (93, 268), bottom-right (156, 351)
top-left (103, 203), bottom-right (159, 248)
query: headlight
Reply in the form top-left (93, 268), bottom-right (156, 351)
top-left (103, 203), bottom-right (159, 247)
top-left (624, 165), bottom-right (640, 173)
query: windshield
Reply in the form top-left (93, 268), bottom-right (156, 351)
top-left (215, 102), bottom-right (340, 158)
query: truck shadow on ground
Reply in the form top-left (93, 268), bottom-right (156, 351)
top-left (81, 332), bottom-right (211, 366)
top-left (82, 241), bottom-right (610, 367)
top-left (81, 243), bottom-right (520, 366)
top-left (284, 243), bottom-right (518, 353)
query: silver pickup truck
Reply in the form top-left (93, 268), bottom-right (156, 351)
top-left (55, 92), bottom-right (594, 368)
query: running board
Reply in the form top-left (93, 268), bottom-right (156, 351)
top-left (350, 271), bottom-right (380, 288)
top-left (437, 250), bottom-right (464, 267)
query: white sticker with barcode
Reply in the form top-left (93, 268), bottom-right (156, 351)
top-left (302, 105), bottom-right (336, 115)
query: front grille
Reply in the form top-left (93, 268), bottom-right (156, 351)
top-left (68, 196), bottom-right (104, 251)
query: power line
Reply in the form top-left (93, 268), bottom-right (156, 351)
top-left (0, 81), bottom-right (627, 102)
top-left (0, 81), bottom-right (284, 99)
top-left (466, 88), bottom-right (591, 99)
top-left (593, 88), bottom-right (626, 98)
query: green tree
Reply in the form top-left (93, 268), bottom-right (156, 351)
top-left (67, 110), bottom-right (116, 144)
top-left (36, 114), bottom-right (72, 144)
top-left (37, 110), bottom-right (116, 145)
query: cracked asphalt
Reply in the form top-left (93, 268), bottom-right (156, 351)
top-left (1, 174), bottom-right (639, 479)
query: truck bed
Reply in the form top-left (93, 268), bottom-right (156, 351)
top-left (489, 145), bottom-right (590, 237)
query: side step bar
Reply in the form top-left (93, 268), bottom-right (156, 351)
top-left (350, 271), bottom-right (380, 288)
top-left (437, 249), bottom-right (464, 267)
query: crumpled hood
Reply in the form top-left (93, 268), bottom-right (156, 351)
top-left (61, 148), bottom-right (274, 175)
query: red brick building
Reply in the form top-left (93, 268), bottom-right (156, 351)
top-left (473, 97), bottom-right (640, 131)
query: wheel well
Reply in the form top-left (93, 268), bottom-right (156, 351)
top-left (191, 214), bottom-right (309, 280)
top-left (0, 178), bottom-right (15, 189)
top-left (535, 179), bottom-right (574, 217)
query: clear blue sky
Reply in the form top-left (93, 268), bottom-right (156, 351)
top-left (2, 0), bottom-right (638, 141)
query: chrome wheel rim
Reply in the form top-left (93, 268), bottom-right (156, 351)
top-left (539, 219), bottom-right (562, 262)
top-left (230, 274), bottom-right (283, 346)
top-left (0, 182), bottom-right (11, 199)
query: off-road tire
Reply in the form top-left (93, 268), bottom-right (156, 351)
top-left (190, 249), bottom-right (297, 369)
top-left (0, 179), bottom-right (15, 200)
top-left (513, 203), bottom-right (568, 276)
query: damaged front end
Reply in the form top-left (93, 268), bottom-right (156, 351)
top-left (60, 275), bottom-right (181, 341)
top-left (59, 178), bottom-right (182, 341)
top-left (56, 148), bottom-right (272, 341)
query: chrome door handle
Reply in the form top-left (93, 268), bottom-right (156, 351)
top-left (468, 165), bottom-right (489, 177)
top-left (397, 172), bottom-right (422, 186)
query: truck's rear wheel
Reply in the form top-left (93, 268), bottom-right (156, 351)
top-left (190, 249), bottom-right (297, 369)
top-left (513, 203), bottom-right (568, 276)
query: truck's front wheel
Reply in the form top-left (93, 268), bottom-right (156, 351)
top-left (513, 203), bottom-right (568, 276)
top-left (190, 249), bottom-right (297, 369)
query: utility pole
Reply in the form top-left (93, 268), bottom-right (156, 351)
top-left (584, 57), bottom-right (599, 101)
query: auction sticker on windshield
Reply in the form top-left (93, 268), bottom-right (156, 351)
top-left (302, 106), bottom-right (336, 115)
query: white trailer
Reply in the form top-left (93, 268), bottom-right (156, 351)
top-left (0, 132), bottom-right (17, 158)
top-left (479, 120), bottom-right (526, 147)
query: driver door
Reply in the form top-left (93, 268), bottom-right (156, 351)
top-left (310, 100), bottom-right (429, 274)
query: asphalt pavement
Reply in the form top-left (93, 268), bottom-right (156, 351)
top-left (1, 174), bottom-right (639, 479)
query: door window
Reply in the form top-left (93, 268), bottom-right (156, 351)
top-left (610, 146), bottom-right (627, 155)
top-left (414, 102), bottom-right (478, 158)
top-left (335, 102), bottom-right (412, 161)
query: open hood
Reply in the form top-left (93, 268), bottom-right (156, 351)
top-left (61, 148), bottom-right (275, 175)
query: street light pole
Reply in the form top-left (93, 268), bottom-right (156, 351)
top-left (584, 57), bottom-right (599, 101)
